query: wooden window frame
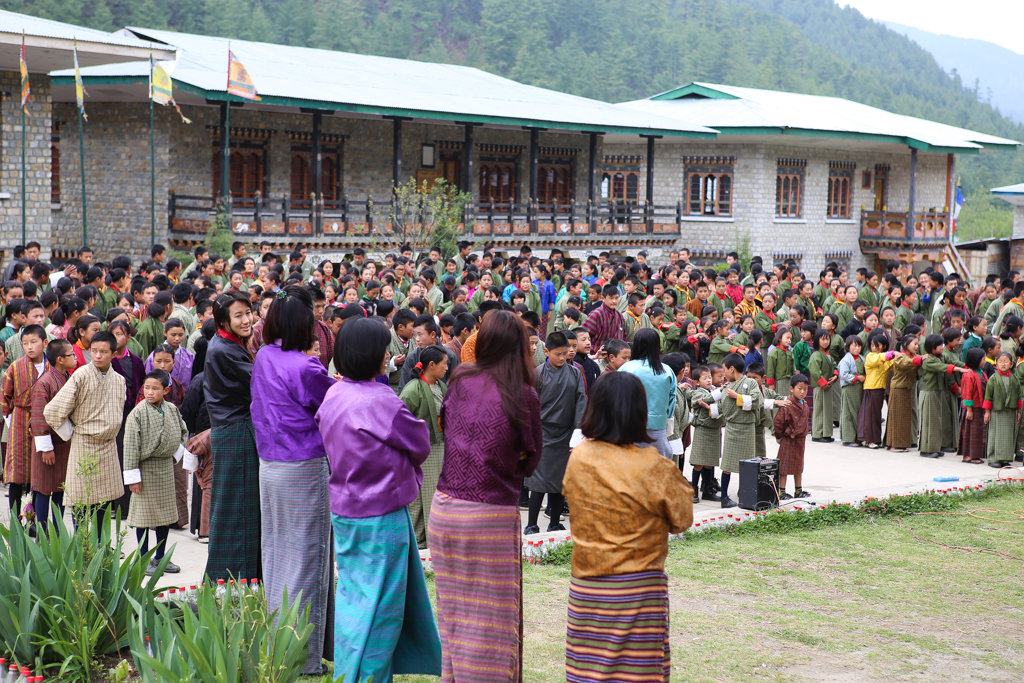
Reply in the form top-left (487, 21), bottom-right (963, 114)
top-left (861, 170), bottom-right (872, 189)
top-left (601, 168), bottom-right (640, 205)
top-left (212, 141), bottom-right (269, 202)
top-left (775, 160), bottom-right (805, 218)
top-left (479, 157), bottom-right (518, 208)
top-left (537, 162), bottom-right (572, 207)
top-left (827, 168), bottom-right (853, 218)
top-left (685, 170), bottom-right (733, 216)
top-left (289, 146), bottom-right (341, 201)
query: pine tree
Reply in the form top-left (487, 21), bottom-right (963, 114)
top-left (310, 0), bottom-right (366, 53)
top-left (131, 0), bottom-right (169, 29)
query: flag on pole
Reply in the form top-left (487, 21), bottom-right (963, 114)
top-left (952, 185), bottom-right (965, 233)
top-left (19, 33), bottom-right (30, 114)
top-left (226, 49), bottom-right (260, 100)
top-left (151, 61), bottom-right (192, 123)
top-left (74, 39), bottom-right (88, 121)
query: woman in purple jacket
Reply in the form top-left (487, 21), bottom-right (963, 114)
top-left (250, 286), bottom-right (336, 675)
top-left (428, 310), bottom-right (543, 683)
top-left (316, 317), bottom-right (441, 683)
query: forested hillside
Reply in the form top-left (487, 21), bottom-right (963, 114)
top-left (5, 0), bottom-right (1021, 238)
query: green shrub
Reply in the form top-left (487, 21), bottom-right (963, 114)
top-left (127, 580), bottom-right (313, 683)
top-left (0, 507), bottom-right (166, 681)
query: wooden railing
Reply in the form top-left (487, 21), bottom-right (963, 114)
top-left (859, 207), bottom-right (951, 246)
top-left (168, 195), bottom-right (688, 239)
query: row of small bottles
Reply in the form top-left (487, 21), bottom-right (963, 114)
top-left (524, 536), bottom-right (571, 563)
top-left (155, 578), bottom-right (261, 606)
top-left (1, 659), bottom-right (43, 683)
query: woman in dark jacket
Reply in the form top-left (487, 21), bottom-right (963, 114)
top-left (203, 291), bottom-right (261, 581)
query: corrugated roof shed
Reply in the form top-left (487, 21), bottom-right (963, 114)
top-left (0, 10), bottom-right (174, 71)
top-left (51, 27), bottom-right (716, 138)
top-left (618, 82), bottom-right (1019, 153)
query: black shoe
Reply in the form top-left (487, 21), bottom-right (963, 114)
top-left (692, 492), bottom-right (700, 504)
top-left (708, 477), bottom-right (721, 494)
top-left (1015, 454), bottom-right (1023, 463)
top-left (547, 523), bottom-right (566, 532)
top-left (910, 443), bottom-right (918, 448)
top-left (701, 483), bottom-right (721, 502)
top-left (842, 442), bottom-right (862, 447)
top-left (517, 499), bottom-right (530, 510)
top-left (795, 490), bottom-right (811, 499)
top-left (562, 503), bottom-right (570, 516)
top-left (523, 525), bottom-right (540, 535)
top-left (988, 461), bottom-right (1006, 469)
top-left (941, 447), bottom-right (958, 453)
top-left (920, 452), bottom-right (941, 458)
top-left (779, 492), bottom-right (793, 501)
top-left (721, 497), bottom-right (737, 509)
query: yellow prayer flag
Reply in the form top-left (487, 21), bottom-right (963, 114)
top-left (226, 49), bottom-right (260, 101)
top-left (74, 39), bottom-right (87, 121)
top-left (19, 33), bottom-right (30, 114)
top-left (151, 62), bottom-right (191, 124)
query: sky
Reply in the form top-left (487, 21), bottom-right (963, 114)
top-left (842, 0), bottom-right (1024, 55)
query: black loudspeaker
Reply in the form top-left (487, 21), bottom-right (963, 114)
top-left (738, 457), bottom-right (780, 510)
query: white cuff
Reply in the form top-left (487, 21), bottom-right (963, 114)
top-left (710, 388), bottom-right (723, 401)
top-left (173, 444), bottom-right (186, 463)
top-left (668, 438), bottom-right (684, 455)
top-left (764, 398), bottom-right (775, 411)
top-left (34, 435), bottom-right (54, 452)
top-left (569, 428), bottom-right (585, 448)
top-left (740, 395), bottom-right (752, 411)
top-left (54, 419), bottom-right (74, 441)
top-left (709, 403), bottom-right (720, 419)
top-left (123, 469), bottom-right (142, 485)
top-left (387, 358), bottom-right (398, 372)
top-left (182, 450), bottom-right (199, 473)
top-left (666, 417), bottom-right (675, 435)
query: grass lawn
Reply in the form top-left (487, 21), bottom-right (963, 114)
top-left (306, 485), bottom-right (1024, 682)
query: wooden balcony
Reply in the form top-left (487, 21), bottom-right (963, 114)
top-left (858, 207), bottom-right (951, 261)
top-left (167, 194), bottom-right (685, 249)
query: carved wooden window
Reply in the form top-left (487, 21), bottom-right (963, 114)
top-left (212, 145), bottom-right (266, 200)
top-left (479, 162), bottom-right (516, 207)
top-left (538, 164), bottom-right (571, 205)
top-left (775, 160), bottom-right (805, 218)
top-left (439, 152), bottom-right (461, 188)
top-left (600, 171), bottom-right (638, 204)
top-left (828, 164), bottom-right (855, 218)
top-left (290, 148), bottom-right (340, 201)
top-left (684, 158), bottom-right (734, 216)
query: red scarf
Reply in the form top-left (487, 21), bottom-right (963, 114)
top-left (217, 328), bottom-right (246, 348)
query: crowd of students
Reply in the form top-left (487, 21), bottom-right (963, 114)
top-left (1, 237), bottom-right (1022, 683)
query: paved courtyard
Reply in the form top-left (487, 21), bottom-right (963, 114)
top-left (2, 439), bottom-right (1016, 588)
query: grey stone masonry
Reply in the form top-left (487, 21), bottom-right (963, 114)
top-left (54, 102), bottom-right (603, 261)
top-left (603, 139), bottom-right (951, 273)
top-left (1012, 205), bottom-right (1024, 241)
top-left (0, 70), bottom-right (52, 257)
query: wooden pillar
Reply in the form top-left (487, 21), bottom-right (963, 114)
top-left (643, 135), bottom-right (660, 206)
top-left (588, 132), bottom-right (599, 202)
top-left (908, 147), bottom-right (917, 226)
top-left (312, 111), bottom-right (323, 200)
top-left (392, 118), bottom-right (403, 191)
top-left (529, 128), bottom-right (540, 201)
top-left (462, 123), bottom-right (475, 194)
top-left (312, 111), bottom-right (323, 234)
top-left (219, 102), bottom-right (230, 199)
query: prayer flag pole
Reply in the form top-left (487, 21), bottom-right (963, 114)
top-left (20, 31), bottom-right (30, 246)
top-left (150, 53), bottom-right (156, 247)
top-left (74, 39), bottom-right (88, 246)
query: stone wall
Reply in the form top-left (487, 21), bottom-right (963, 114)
top-left (0, 70), bottom-right (52, 257)
top-left (603, 139), bottom-right (952, 273)
top-left (1012, 205), bottom-right (1024, 240)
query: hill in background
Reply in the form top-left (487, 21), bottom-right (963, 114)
top-left (882, 20), bottom-right (1024, 125)
top-left (3, 0), bottom-right (1021, 240)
